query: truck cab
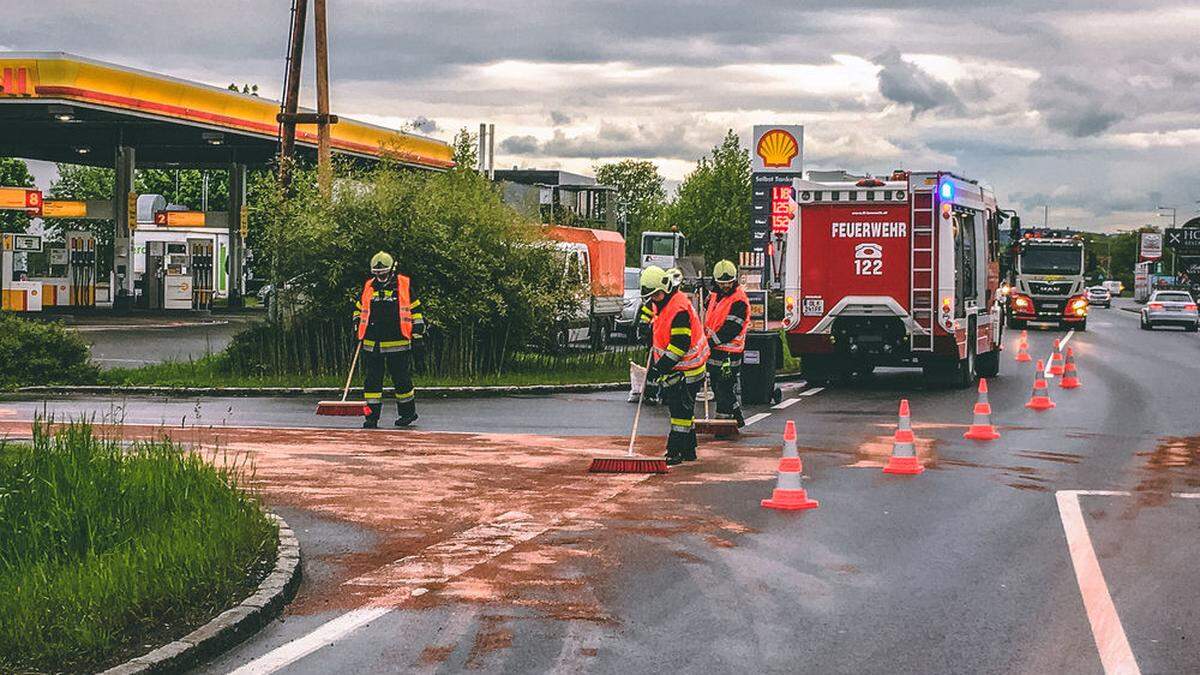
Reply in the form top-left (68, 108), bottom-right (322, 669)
top-left (640, 230), bottom-right (687, 270)
top-left (1008, 235), bottom-right (1087, 330)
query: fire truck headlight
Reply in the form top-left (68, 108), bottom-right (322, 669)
top-left (1013, 295), bottom-right (1031, 309)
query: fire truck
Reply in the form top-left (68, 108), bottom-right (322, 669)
top-left (782, 171), bottom-right (1006, 387)
top-left (1007, 232), bottom-right (1087, 330)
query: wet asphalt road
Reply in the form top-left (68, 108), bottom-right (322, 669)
top-left (2, 298), bottom-right (1197, 673)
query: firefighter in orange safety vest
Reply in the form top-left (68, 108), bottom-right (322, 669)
top-left (641, 265), bottom-right (709, 465)
top-left (705, 260), bottom-right (751, 427)
top-left (354, 252), bottom-right (425, 429)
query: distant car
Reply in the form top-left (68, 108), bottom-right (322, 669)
top-left (1140, 290), bottom-right (1199, 331)
top-left (614, 267), bottom-right (643, 341)
top-left (1102, 280), bottom-right (1124, 296)
top-left (1086, 286), bottom-right (1111, 308)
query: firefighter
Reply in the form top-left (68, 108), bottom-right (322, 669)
top-left (641, 265), bottom-right (709, 465)
top-left (635, 267), bottom-right (683, 406)
top-left (355, 252), bottom-right (426, 429)
top-left (705, 260), bottom-right (750, 427)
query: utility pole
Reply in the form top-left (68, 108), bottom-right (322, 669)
top-left (313, 0), bottom-right (332, 198)
top-left (277, 0), bottom-right (308, 193)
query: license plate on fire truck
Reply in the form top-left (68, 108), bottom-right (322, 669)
top-left (803, 296), bottom-right (824, 316)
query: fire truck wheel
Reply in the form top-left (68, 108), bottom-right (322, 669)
top-left (1074, 319), bottom-right (1087, 332)
top-left (1007, 316), bottom-right (1027, 330)
top-left (954, 330), bottom-right (977, 389)
top-left (976, 348), bottom-right (1000, 379)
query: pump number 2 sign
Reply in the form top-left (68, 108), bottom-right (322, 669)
top-left (854, 242), bottom-right (883, 275)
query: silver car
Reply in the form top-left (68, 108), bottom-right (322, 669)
top-left (1086, 285), bottom-right (1111, 308)
top-left (1140, 290), bottom-right (1199, 331)
top-left (614, 267), bottom-right (643, 341)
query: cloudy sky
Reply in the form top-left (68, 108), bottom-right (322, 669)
top-left (5, 0), bottom-right (1200, 230)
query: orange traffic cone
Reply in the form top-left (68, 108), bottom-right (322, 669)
top-left (1059, 347), bottom-right (1081, 389)
top-left (964, 378), bottom-right (1001, 440)
top-left (883, 399), bottom-right (924, 475)
top-left (1049, 339), bottom-right (1065, 376)
top-left (1015, 330), bottom-right (1031, 362)
top-left (1025, 360), bottom-right (1056, 410)
top-left (761, 421), bottom-right (819, 510)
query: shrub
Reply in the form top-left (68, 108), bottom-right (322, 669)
top-left (0, 313), bottom-right (99, 387)
top-left (0, 420), bottom-right (276, 672)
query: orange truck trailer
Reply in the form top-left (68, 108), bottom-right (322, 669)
top-left (544, 225), bottom-right (626, 349)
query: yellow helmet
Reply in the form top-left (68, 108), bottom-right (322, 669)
top-left (713, 259), bottom-right (737, 283)
top-left (666, 267), bottom-right (683, 291)
top-left (370, 251), bottom-right (394, 272)
top-left (640, 265), bottom-right (669, 299)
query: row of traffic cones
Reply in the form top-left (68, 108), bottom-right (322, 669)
top-left (761, 335), bottom-right (1085, 507)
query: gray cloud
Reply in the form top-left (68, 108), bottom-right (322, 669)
top-left (549, 110), bottom-right (573, 126)
top-left (872, 48), bottom-right (964, 117)
top-left (410, 116), bottom-right (439, 133)
top-left (1030, 75), bottom-right (1124, 137)
top-left (499, 122), bottom-right (715, 161)
top-left (499, 135), bottom-right (541, 154)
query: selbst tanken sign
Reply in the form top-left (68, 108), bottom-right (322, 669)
top-left (752, 125), bottom-right (804, 174)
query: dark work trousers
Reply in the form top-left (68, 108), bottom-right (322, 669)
top-left (662, 376), bottom-right (702, 460)
top-left (363, 348), bottom-right (415, 422)
top-left (709, 354), bottom-right (743, 419)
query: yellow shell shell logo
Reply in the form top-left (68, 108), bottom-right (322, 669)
top-left (756, 129), bottom-right (798, 168)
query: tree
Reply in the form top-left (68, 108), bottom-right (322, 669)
top-left (594, 159), bottom-right (666, 262)
top-left (0, 157), bottom-right (35, 233)
top-left (663, 129), bottom-right (751, 267)
top-left (451, 127), bottom-right (478, 172)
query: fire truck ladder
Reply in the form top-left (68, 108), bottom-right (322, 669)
top-left (910, 190), bottom-right (935, 351)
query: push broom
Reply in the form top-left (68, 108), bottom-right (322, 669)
top-left (316, 340), bottom-right (370, 416)
top-left (693, 287), bottom-right (739, 437)
top-left (589, 351), bottom-right (669, 474)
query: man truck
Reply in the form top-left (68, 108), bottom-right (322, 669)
top-left (782, 171), bottom-right (1007, 387)
top-left (1007, 233), bottom-right (1088, 330)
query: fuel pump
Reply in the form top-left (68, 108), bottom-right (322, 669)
top-left (188, 238), bottom-right (214, 310)
top-left (65, 231), bottom-right (96, 307)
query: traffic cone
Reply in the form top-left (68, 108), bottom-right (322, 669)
top-left (1059, 347), bottom-right (1081, 389)
top-left (1015, 330), bottom-right (1031, 362)
top-left (761, 421), bottom-right (819, 510)
top-left (883, 399), bottom-right (924, 475)
top-left (1025, 360), bottom-right (1056, 410)
top-left (1049, 339), bottom-right (1065, 376)
top-left (964, 378), bottom-right (1001, 440)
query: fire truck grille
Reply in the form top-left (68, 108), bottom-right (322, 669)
top-left (1028, 281), bottom-right (1073, 296)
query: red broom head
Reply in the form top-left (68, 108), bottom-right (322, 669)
top-left (588, 457), bottom-right (669, 474)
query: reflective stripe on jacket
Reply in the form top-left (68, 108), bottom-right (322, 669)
top-left (356, 274), bottom-right (413, 342)
top-left (652, 291), bottom-right (709, 372)
top-left (705, 286), bottom-right (750, 354)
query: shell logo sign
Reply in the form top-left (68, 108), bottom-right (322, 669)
top-left (756, 129), bottom-right (798, 168)
top-left (751, 125), bottom-right (804, 173)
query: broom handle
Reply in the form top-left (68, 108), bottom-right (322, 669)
top-left (627, 350), bottom-right (653, 457)
top-left (341, 340), bottom-right (363, 402)
top-left (698, 285), bottom-right (712, 419)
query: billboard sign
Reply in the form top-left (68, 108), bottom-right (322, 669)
top-left (1165, 228), bottom-right (1200, 255)
top-left (1140, 232), bottom-right (1163, 261)
top-left (751, 125), bottom-right (804, 174)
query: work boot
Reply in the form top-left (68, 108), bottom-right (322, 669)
top-left (665, 454), bottom-right (685, 466)
top-left (394, 414), bottom-right (418, 428)
top-left (362, 418), bottom-right (378, 429)
top-left (681, 448), bottom-right (698, 462)
top-left (733, 409), bottom-right (745, 428)
top-left (363, 404), bottom-right (381, 429)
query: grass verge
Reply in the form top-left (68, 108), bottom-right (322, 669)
top-left (0, 420), bottom-right (277, 673)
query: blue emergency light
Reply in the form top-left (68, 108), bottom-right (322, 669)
top-left (939, 180), bottom-right (954, 202)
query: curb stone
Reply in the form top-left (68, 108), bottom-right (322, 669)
top-left (17, 373), bottom-right (805, 399)
top-left (99, 512), bottom-right (302, 675)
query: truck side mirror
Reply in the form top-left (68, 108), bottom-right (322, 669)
top-left (1009, 215), bottom-right (1021, 241)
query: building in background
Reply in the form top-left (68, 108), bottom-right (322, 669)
top-left (494, 169), bottom-right (618, 232)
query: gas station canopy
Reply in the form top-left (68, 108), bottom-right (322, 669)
top-left (0, 52), bottom-right (454, 170)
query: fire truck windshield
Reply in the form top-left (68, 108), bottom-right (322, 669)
top-left (1020, 246), bottom-right (1082, 275)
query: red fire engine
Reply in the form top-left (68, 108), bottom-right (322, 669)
top-left (781, 171), bottom-right (1006, 387)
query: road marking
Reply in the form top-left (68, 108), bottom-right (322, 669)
top-left (799, 386), bottom-right (825, 397)
top-left (1044, 329), bottom-right (1075, 377)
top-left (1055, 489), bottom-right (1140, 675)
top-left (742, 412), bottom-right (771, 427)
top-left (772, 398), bottom-right (801, 410)
top-left (229, 475), bottom-right (652, 674)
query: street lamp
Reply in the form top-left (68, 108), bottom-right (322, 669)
top-left (1157, 206), bottom-right (1177, 276)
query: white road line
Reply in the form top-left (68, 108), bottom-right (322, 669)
top-left (229, 476), bottom-right (651, 675)
top-left (742, 412), bottom-right (771, 427)
top-left (772, 398), bottom-right (801, 410)
top-left (1055, 489), bottom-right (1140, 675)
top-left (1045, 329), bottom-right (1076, 378)
top-left (799, 387), bottom-right (825, 397)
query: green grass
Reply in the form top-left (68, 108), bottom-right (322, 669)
top-left (0, 420), bottom-right (277, 673)
top-left (99, 351), bottom-right (641, 388)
